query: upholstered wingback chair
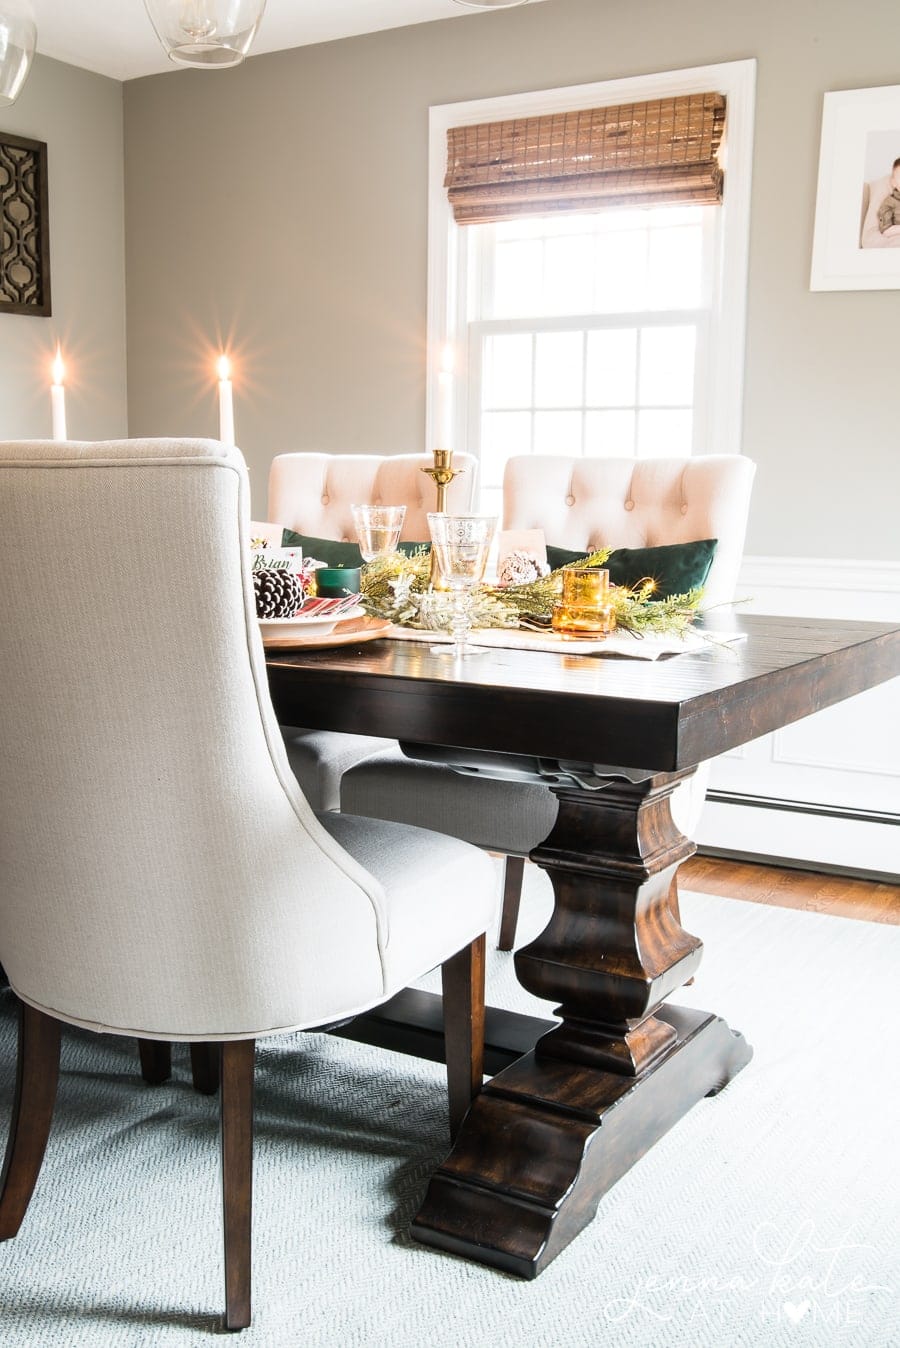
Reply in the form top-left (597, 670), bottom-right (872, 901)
top-left (0, 438), bottom-right (494, 1330)
top-left (268, 451), bottom-right (478, 812)
top-left (341, 453), bottom-right (756, 948)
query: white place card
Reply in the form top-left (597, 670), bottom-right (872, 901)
top-left (251, 547), bottom-right (302, 573)
top-left (496, 528), bottom-right (548, 569)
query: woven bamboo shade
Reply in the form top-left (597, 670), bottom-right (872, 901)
top-left (445, 93), bottom-right (726, 224)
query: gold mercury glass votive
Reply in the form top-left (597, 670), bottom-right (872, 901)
top-left (551, 566), bottom-right (616, 637)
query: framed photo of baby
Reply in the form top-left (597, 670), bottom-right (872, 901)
top-left (810, 84), bottom-right (900, 290)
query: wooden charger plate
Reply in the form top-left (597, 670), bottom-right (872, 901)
top-left (261, 614), bottom-right (392, 650)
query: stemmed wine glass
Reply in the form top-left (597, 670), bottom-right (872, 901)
top-left (351, 504), bottom-right (407, 562)
top-left (426, 513), bottom-right (496, 658)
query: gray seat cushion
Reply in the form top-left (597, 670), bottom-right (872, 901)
top-left (340, 748), bottom-right (558, 856)
top-left (317, 811), bottom-right (497, 989)
top-left (281, 727), bottom-right (392, 811)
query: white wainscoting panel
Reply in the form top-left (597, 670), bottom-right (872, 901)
top-left (696, 556), bottom-right (900, 877)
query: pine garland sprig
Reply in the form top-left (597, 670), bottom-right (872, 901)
top-left (359, 549), bottom-right (430, 624)
top-left (611, 583), bottom-right (703, 636)
top-left (358, 546), bottom-right (704, 638)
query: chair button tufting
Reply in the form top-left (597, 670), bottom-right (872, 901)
top-left (681, 504), bottom-right (689, 514)
top-left (624, 499), bottom-right (634, 511)
top-left (565, 494), bottom-right (575, 506)
top-left (321, 493), bottom-right (330, 505)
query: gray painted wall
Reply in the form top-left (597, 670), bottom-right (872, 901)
top-left (0, 56), bottom-right (127, 441)
top-left (122, 0), bottom-right (900, 557)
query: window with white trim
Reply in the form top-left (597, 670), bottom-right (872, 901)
top-left (427, 62), bottom-right (756, 518)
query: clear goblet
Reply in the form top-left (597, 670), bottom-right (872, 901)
top-left (351, 504), bottom-right (407, 562)
top-left (427, 513), bottom-right (496, 658)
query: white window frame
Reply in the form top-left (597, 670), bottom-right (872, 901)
top-left (426, 60), bottom-right (757, 469)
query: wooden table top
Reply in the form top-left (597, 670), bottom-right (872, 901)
top-left (265, 613), bottom-right (900, 774)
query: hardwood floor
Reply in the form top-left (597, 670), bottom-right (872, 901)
top-left (680, 856), bottom-right (900, 925)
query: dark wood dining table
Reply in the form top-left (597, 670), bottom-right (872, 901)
top-left (266, 613), bottom-right (900, 1278)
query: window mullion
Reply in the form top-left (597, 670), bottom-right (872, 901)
top-left (529, 333), bottom-right (537, 458)
top-left (692, 312), bottom-right (711, 453)
top-left (470, 309), bottom-right (707, 338)
top-left (634, 327), bottom-right (643, 457)
top-left (580, 331), bottom-right (588, 457)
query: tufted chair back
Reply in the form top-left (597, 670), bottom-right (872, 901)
top-left (269, 452), bottom-right (478, 544)
top-left (503, 455), bottom-right (756, 609)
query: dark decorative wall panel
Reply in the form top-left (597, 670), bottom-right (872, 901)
top-left (0, 132), bottom-right (51, 317)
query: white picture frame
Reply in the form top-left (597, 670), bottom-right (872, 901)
top-left (810, 84), bottom-right (900, 291)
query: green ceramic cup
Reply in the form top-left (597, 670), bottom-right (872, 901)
top-left (314, 566), bottom-right (361, 598)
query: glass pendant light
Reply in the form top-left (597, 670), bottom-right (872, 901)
top-left (143, 0), bottom-right (267, 68)
top-left (0, 6), bottom-right (36, 106)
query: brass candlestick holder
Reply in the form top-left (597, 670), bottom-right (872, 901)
top-left (422, 449), bottom-right (465, 588)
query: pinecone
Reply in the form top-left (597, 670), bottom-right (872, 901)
top-left (253, 568), bottom-right (305, 618)
top-left (497, 550), bottom-right (549, 586)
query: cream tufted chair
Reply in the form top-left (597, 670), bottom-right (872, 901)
top-left (269, 451), bottom-right (477, 546)
top-left (0, 438), bottom-right (493, 1331)
top-left (341, 454), bottom-right (756, 949)
top-left (501, 455), bottom-right (753, 608)
top-left (269, 451), bottom-right (477, 812)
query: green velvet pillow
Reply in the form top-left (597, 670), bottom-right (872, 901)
top-left (545, 538), bottom-right (718, 599)
top-left (281, 530), bottom-right (429, 568)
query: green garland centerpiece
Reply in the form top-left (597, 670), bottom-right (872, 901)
top-left (358, 548), bottom-right (704, 638)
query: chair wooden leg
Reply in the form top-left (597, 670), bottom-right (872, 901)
top-left (137, 1039), bottom-right (172, 1085)
top-left (441, 935), bottom-right (486, 1141)
top-left (191, 1043), bottom-right (220, 1096)
top-left (0, 1001), bottom-right (61, 1240)
top-left (220, 1039), bottom-right (254, 1331)
top-left (497, 855), bottom-right (525, 951)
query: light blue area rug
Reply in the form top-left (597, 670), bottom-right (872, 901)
top-left (1, 869), bottom-right (898, 1347)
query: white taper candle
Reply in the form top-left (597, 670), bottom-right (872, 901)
top-left (51, 348), bottom-right (67, 441)
top-left (217, 355), bottom-right (235, 446)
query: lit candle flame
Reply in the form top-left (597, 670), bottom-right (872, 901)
top-left (52, 347), bottom-right (65, 386)
top-left (217, 354), bottom-right (231, 381)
